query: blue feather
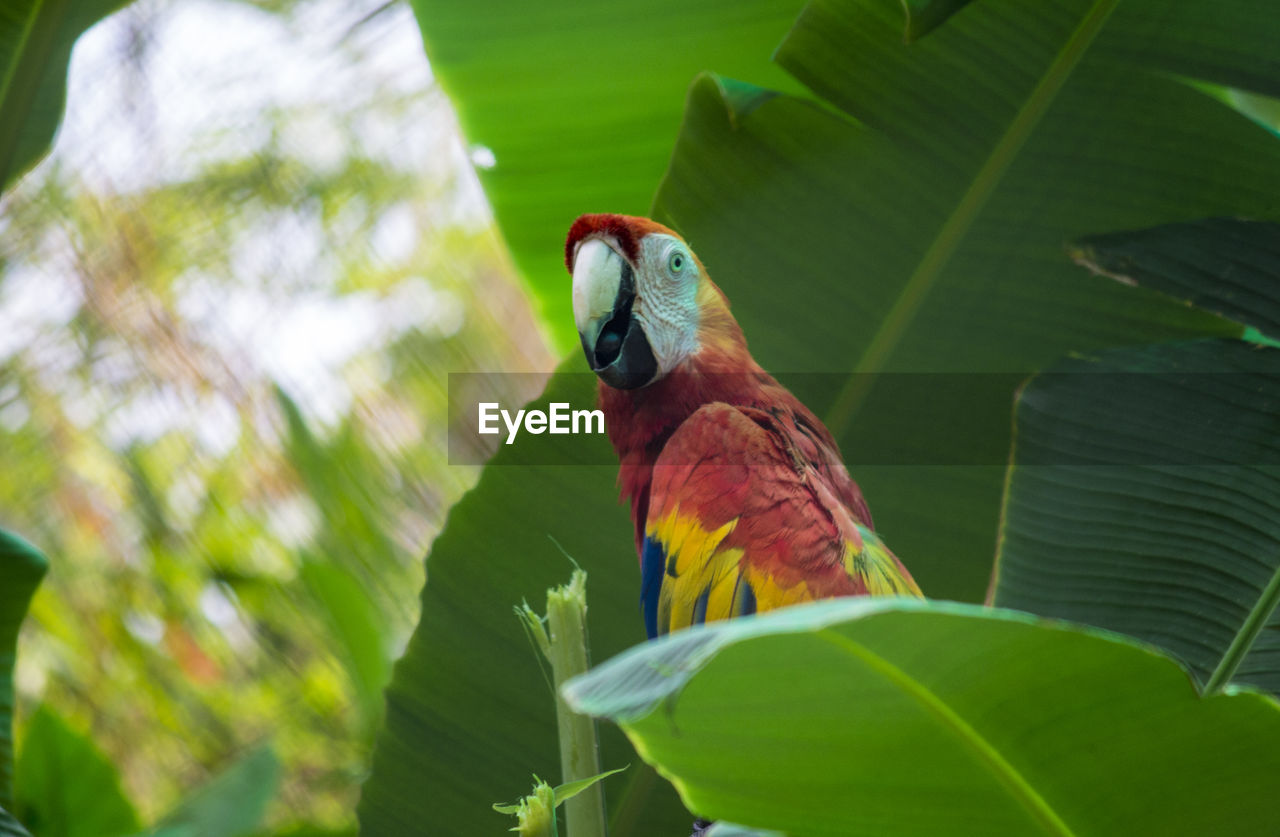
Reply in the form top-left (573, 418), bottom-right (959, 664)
top-left (735, 576), bottom-right (756, 617)
top-left (639, 535), bottom-right (664, 639)
top-left (692, 586), bottom-right (710, 625)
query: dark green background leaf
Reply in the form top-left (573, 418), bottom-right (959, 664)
top-left (899, 0), bottom-right (974, 42)
top-left (14, 707), bottom-right (140, 837)
top-left (992, 338), bottom-right (1280, 694)
top-left (0, 0), bottom-right (131, 191)
top-left (1069, 219), bottom-right (1280, 341)
top-left (656, 0), bottom-right (1280, 599)
top-left (0, 530), bottom-right (46, 812)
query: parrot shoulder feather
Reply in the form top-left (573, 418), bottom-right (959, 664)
top-left (641, 402), bottom-right (919, 637)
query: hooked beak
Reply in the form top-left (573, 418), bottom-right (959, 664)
top-left (571, 238), bottom-right (657, 389)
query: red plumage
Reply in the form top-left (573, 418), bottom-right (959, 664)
top-left (565, 213), bottom-right (666, 274)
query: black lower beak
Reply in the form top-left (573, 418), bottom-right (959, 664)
top-left (579, 264), bottom-right (657, 389)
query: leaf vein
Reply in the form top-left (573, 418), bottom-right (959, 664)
top-left (825, 0), bottom-right (1122, 435)
top-left (813, 627), bottom-right (1077, 837)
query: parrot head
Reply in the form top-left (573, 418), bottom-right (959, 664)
top-left (566, 213), bottom-right (732, 390)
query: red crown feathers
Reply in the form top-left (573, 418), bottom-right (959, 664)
top-left (564, 213), bottom-right (675, 273)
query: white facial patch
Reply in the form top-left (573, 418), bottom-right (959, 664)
top-left (635, 234), bottom-right (700, 375)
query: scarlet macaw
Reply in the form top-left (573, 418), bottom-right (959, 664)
top-left (567, 214), bottom-right (921, 639)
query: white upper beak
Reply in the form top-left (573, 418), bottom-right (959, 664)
top-left (571, 238), bottom-right (625, 345)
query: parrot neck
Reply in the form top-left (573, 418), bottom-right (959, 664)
top-left (599, 325), bottom-right (802, 549)
top-left (601, 323), bottom-right (762, 447)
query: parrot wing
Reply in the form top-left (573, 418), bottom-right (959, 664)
top-left (640, 402), bottom-right (920, 638)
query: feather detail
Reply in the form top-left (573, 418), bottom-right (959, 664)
top-left (640, 403), bottom-right (919, 636)
top-left (565, 213), bottom-right (671, 272)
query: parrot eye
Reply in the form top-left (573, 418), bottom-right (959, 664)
top-left (667, 252), bottom-right (685, 275)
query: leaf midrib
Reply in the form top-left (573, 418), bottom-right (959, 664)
top-left (1205, 559), bottom-right (1280, 694)
top-left (814, 628), bottom-right (1077, 837)
top-left (823, 0), bottom-right (1122, 436)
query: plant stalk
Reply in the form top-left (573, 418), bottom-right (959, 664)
top-left (1204, 560), bottom-right (1280, 695)
top-left (522, 569), bottom-right (606, 837)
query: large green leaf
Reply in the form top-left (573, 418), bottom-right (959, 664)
top-left (653, 0), bottom-right (1280, 599)
top-left (13, 707), bottom-right (140, 837)
top-left (0, 0), bottom-right (130, 192)
top-left (0, 530), bottom-right (45, 813)
top-left (564, 598), bottom-right (1280, 836)
top-left (357, 367), bottom-right (689, 836)
top-left (991, 338), bottom-right (1280, 695)
top-left (991, 220), bottom-right (1280, 694)
top-left (406, 0), bottom-right (810, 350)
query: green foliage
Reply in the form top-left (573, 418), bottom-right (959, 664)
top-left (0, 0), bottom-right (130, 191)
top-left (357, 366), bottom-right (688, 836)
top-left (0, 530), bottom-right (45, 813)
top-left (564, 598), bottom-right (1280, 836)
top-left (277, 387), bottom-right (397, 734)
top-left (1066, 219), bottom-right (1280, 338)
top-left (365, 0), bottom-right (1280, 830)
top-left (993, 219), bottom-right (1280, 695)
top-left (897, 0), bottom-right (973, 41)
top-left (406, 0), bottom-right (811, 350)
top-left (4, 0), bottom-right (1280, 834)
top-left (12, 705), bottom-right (278, 837)
top-left (14, 706), bottom-right (140, 837)
top-left (704, 825), bottom-right (782, 837)
top-left (297, 560), bottom-right (390, 735)
top-left (143, 745), bottom-right (279, 837)
top-left (493, 768), bottom-right (627, 837)
top-left (515, 569), bottom-right (606, 837)
top-left (0, 0), bottom-right (552, 831)
top-left (655, 0), bottom-right (1280, 599)
top-left (0, 807), bottom-right (32, 837)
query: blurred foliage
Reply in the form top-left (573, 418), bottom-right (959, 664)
top-left (143, 744), bottom-right (279, 837)
top-left (0, 0), bottom-right (551, 831)
top-left (14, 706), bottom-right (140, 837)
top-left (0, 531), bottom-right (45, 813)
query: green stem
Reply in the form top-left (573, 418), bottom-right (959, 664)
top-left (522, 570), bottom-right (606, 837)
top-left (1204, 561), bottom-right (1280, 695)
